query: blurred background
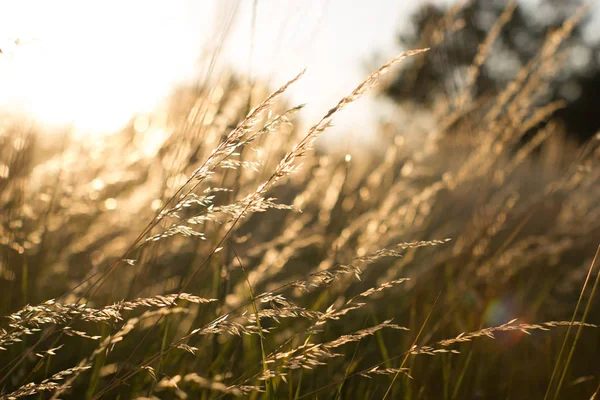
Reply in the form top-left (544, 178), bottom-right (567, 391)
top-left (3, 0), bottom-right (598, 146)
top-left (1, 1), bottom-right (600, 399)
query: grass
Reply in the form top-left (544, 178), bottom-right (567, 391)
top-left (1, 3), bottom-right (600, 399)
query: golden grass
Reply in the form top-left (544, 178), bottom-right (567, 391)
top-left (0, 3), bottom-right (599, 399)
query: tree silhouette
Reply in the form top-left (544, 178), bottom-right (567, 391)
top-left (384, 0), bottom-right (600, 142)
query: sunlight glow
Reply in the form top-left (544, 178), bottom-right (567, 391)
top-left (1, 0), bottom-right (460, 142)
top-left (0, 0), bottom-right (210, 137)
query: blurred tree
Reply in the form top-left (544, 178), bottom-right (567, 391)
top-left (384, 0), bottom-right (600, 142)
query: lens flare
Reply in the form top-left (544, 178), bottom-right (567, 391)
top-left (484, 297), bottom-right (526, 348)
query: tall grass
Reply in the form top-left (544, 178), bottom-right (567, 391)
top-left (1, 4), bottom-right (599, 399)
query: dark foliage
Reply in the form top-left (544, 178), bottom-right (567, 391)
top-left (385, 0), bottom-right (600, 142)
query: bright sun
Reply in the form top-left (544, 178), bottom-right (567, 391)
top-left (0, 0), bottom-right (212, 138)
top-left (1, 0), bottom-right (416, 144)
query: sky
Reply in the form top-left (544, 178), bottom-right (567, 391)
top-left (0, 0), bottom-right (433, 142)
top-left (0, 0), bottom-right (598, 143)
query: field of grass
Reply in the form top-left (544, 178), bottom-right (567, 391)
top-left (1, 4), bottom-right (600, 400)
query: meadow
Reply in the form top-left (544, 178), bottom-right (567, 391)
top-left (1, 4), bottom-right (599, 399)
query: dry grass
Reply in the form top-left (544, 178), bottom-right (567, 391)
top-left (1, 4), bottom-right (600, 399)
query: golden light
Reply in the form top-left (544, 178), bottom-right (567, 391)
top-left (136, 127), bottom-right (168, 158)
top-left (104, 198), bottom-right (117, 210)
top-left (0, 0), bottom-right (211, 138)
top-left (1, 0), bottom-right (417, 144)
top-left (134, 116), bottom-right (151, 134)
